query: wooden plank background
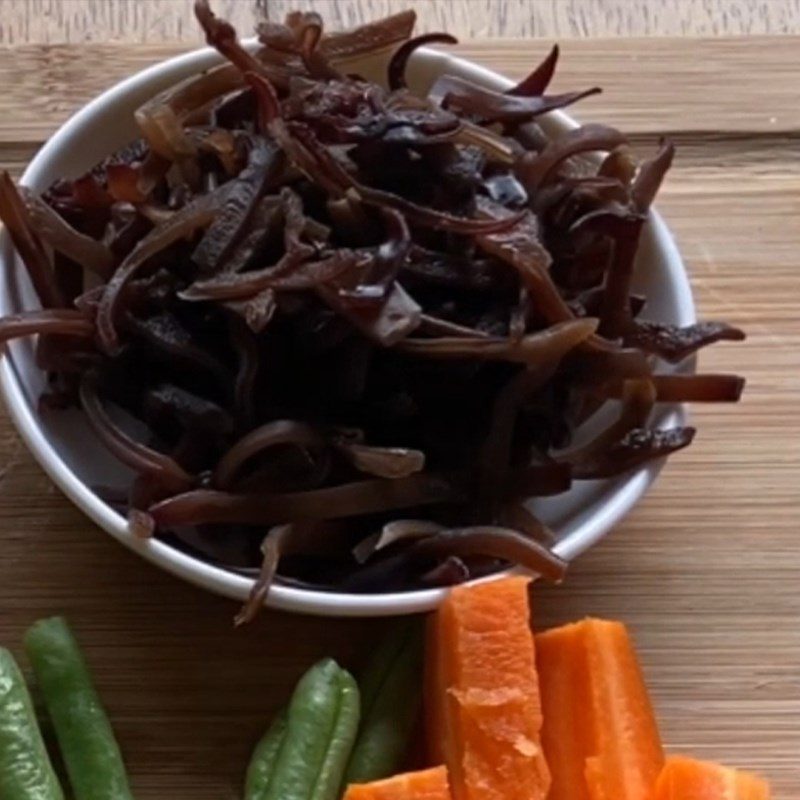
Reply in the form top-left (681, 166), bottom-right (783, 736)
top-left (1, 0), bottom-right (799, 43)
top-left (0, 2), bottom-right (799, 799)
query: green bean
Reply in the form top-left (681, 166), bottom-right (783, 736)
top-left (245, 709), bottom-right (287, 800)
top-left (23, 617), bottom-right (133, 800)
top-left (0, 647), bottom-right (64, 800)
top-left (263, 658), bottom-right (360, 800)
top-left (344, 619), bottom-right (424, 785)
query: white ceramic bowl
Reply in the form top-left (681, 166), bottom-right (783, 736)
top-left (0, 43), bottom-right (693, 616)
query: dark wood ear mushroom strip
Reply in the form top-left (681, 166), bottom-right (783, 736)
top-left (0, 0), bottom-right (744, 605)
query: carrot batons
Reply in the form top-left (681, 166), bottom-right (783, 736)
top-left (652, 756), bottom-right (770, 800)
top-left (535, 618), bottom-right (664, 800)
top-left (426, 576), bottom-right (551, 800)
top-left (343, 766), bottom-right (452, 800)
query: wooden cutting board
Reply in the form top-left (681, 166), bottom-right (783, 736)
top-left (0, 37), bottom-right (798, 799)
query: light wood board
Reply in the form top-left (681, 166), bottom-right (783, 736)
top-left (0, 34), bottom-right (798, 799)
top-left (1, 0), bottom-right (799, 43)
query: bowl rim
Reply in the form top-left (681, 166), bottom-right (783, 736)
top-left (0, 42), bottom-right (694, 616)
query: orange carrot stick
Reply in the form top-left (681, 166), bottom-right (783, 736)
top-left (535, 618), bottom-right (664, 800)
top-left (343, 766), bottom-right (452, 800)
top-left (652, 756), bottom-right (770, 800)
top-left (426, 576), bottom-right (550, 800)
top-left (534, 620), bottom-right (592, 800)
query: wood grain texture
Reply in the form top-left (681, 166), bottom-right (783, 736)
top-left (1, 35), bottom-right (799, 178)
top-left (1, 0), bottom-right (799, 44)
top-left (0, 34), bottom-right (798, 800)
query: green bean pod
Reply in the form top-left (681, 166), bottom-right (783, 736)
top-left (344, 619), bottom-right (424, 785)
top-left (23, 617), bottom-right (134, 800)
top-left (262, 658), bottom-right (359, 800)
top-left (0, 647), bottom-right (64, 800)
top-left (245, 709), bottom-right (287, 800)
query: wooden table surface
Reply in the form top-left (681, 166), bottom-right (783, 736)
top-left (2, 0), bottom-right (800, 42)
top-left (0, 3), bottom-right (799, 799)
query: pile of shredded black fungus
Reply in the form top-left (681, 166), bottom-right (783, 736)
top-left (0, 2), bottom-right (744, 619)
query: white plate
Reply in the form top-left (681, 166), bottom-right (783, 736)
top-left (0, 43), bottom-right (694, 616)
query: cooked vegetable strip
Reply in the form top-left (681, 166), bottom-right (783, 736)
top-left (24, 617), bottom-right (134, 800)
top-left (343, 767), bottom-right (452, 800)
top-left (455, 122), bottom-right (517, 163)
top-left (475, 208), bottom-right (575, 324)
top-left (651, 756), bottom-right (770, 800)
top-left (415, 526), bottom-right (566, 581)
top-left (625, 320), bottom-right (745, 363)
top-left (128, 508), bottom-right (155, 538)
top-left (516, 124), bottom-right (627, 191)
top-left (316, 11), bottom-right (417, 61)
top-left (572, 427), bottom-right (696, 479)
top-left (632, 139), bottom-right (675, 212)
top-left (0, 310), bottom-right (94, 345)
top-left (417, 315), bottom-right (491, 338)
top-left (105, 164), bottom-right (149, 204)
top-left (228, 315), bottom-right (259, 424)
top-left (79, 376), bottom-right (194, 492)
top-left (191, 140), bottom-right (285, 273)
top-left (149, 473), bottom-right (462, 527)
top-left (0, 171), bottom-right (63, 308)
top-left (233, 520), bottom-right (358, 620)
top-left (182, 248), bottom-right (364, 300)
top-left (599, 145), bottom-right (638, 184)
top-left (214, 420), bottom-right (323, 489)
top-left (421, 556), bottom-right (469, 586)
top-left (350, 175), bottom-right (527, 235)
top-left (317, 280), bottom-right (421, 346)
top-left (388, 34), bottom-right (458, 90)
top-left (0, 1), bottom-right (745, 594)
top-left (195, 0), bottom-right (279, 82)
top-left (344, 619), bottom-right (424, 784)
top-left (426, 577), bottom-right (551, 800)
top-left (96, 186), bottom-right (227, 353)
top-left (535, 618), bottom-right (664, 800)
top-left (353, 520), bottom-right (443, 564)
top-left (506, 45), bottom-right (559, 96)
top-left (275, 115), bottom-right (524, 234)
top-left (21, 189), bottom-right (114, 278)
top-left (334, 441), bottom-right (425, 480)
top-left (650, 373), bottom-right (746, 402)
top-left (498, 504), bottom-right (556, 543)
top-left (594, 209), bottom-right (645, 338)
top-left (398, 318), bottom-right (597, 364)
top-left (563, 378), bottom-right (656, 466)
top-left (600, 374), bottom-right (745, 403)
top-left (476, 319), bottom-right (597, 509)
top-left (0, 648), bottom-right (65, 800)
top-left (234, 528), bottom-right (285, 626)
top-left (135, 63), bottom-right (245, 158)
top-left (440, 75), bottom-right (601, 124)
top-left (567, 342), bottom-right (652, 383)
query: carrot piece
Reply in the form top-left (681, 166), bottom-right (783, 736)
top-left (652, 756), bottom-right (771, 800)
top-left (535, 618), bottom-right (664, 800)
top-left (425, 576), bottom-right (551, 800)
top-left (735, 770), bottom-right (772, 800)
top-left (343, 766), bottom-right (452, 800)
top-left (534, 620), bottom-right (593, 800)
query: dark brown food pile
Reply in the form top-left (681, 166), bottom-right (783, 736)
top-left (0, 2), bottom-right (744, 615)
